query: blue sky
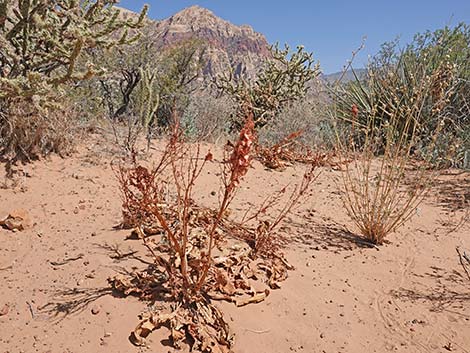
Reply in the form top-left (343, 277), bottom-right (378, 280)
top-left (118, 0), bottom-right (470, 74)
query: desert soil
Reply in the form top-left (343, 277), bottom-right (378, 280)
top-left (1, 135), bottom-right (469, 353)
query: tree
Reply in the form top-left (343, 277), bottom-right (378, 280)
top-left (0, 0), bottom-right (148, 101)
top-left (0, 0), bottom-right (147, 162)
top-left (215, 44), bottom-right (320, 130)
top-left (96, 35), bottom-right (205, 128)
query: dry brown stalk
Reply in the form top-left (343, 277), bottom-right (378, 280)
top-left (256, 130), bottom-right (346, 170)
top-left (335, 64), bottom-right (447, 245)
top-left (112, 108), bottom-right (317, 351)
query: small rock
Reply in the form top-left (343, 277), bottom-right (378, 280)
top-left (0, 209), bottom-right (31, 231)
top-left (210, 191), bottom-right (217, 196)
top-left (91, 306), bottom-right (100, 315)
top-left (0, 304), bottom-right (9, 316)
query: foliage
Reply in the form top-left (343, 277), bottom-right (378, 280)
top-left (0, 0), bottom-right (147, 162)
top-left (180, 93), bottom-right (235, 141)
top-left (0, 0), bottom-right (147, 100)
top-left (215, 44), bottom-right (320, 130)
top-left (335, 23), bottom-right (470, 168)
top-left (258, 95), bottom-right (335, 147)
top-left (90, 33), bottom-right (205, 152)
top-left (150, 39), bottom-right (206, 130)
top-left (96, 35), bottom-right (204, 122)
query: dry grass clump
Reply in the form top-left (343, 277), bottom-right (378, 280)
top-left (112, 110), bottom-right (317, 351)
top-left (0, 97), bottom-right (77, 170)
top-left (335, 62), bottom-right (452, 245)
top-left (257, 97), bottom-right (335, 150)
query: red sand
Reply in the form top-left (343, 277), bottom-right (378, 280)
top-left (1, 136), bottom-right (469, 353)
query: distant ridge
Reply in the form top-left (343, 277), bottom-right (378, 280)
top-left (322, 68), bottom-right (367, 84)
top-left (120, 5), bottom-right (272, 79)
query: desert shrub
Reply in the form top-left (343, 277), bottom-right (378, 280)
top-left (112, 110), bottom-right (317, 350)
top-left (258, 96), bottom-right (335, 149)
top-left (334, 57), bottom-right (451, 245)
top-left (0, 1), bottom-right (147, 162)
top-left (181, 94), bottom-right (236, 142)
top-left (215, 44), bottom-right (320, 130)
top-left (0, 97), bottom-right (78, 166)
top-left (335, 23), bottom-right (470, 169)
top-left (253, 95), bottom-right (345, 170)
top-left (94, 33), bottom-right (205, 132)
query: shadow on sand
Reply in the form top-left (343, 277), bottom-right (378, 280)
top-left (392, 263), bottom-right (470, 317)
top-left (291, 220), bottom-right (379, 252)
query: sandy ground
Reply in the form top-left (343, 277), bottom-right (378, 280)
top-left (0, 135), bottom-right (469, 353)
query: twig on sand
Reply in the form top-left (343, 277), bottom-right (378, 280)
top-left (110, 250), bottom-right (138, 260)
top-left (0, 264), bottom-right (12, 271)
top-left (244, 328), bottom-right (271, 334)
top-left (26, 301), bottom-right (35, 319)
top-left (50, 253), bottom-right (85, 266)
top-left (456, 247), bottom-right (470, 282)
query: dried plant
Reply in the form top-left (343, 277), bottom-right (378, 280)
top-left (0, 97), bottom-right (78, 172)
top-left (112, 108), bottom-right (317, 351)
top-left (256, 130), bottom-right (345, 170)
top-left (334, 61), bottom-right (451, 244)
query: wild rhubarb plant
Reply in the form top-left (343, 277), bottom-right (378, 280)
top-left (113, 108), bottom-right (317, 351)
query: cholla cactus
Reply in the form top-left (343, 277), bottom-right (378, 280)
top-left (0, 0), bottom-right (148, 100)
top-left (137, 67), bottom-right (160, 131)
top-left (215, 44), bottom-right (320, 130)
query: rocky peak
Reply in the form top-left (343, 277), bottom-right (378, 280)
top-left (151, 5), bottom-right (271, 78)
top-left (170, 5), bottom-right (216, 22)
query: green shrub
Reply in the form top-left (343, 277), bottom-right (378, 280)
top-left (215, 44), bottom-right (320, 131)
top-left (0, 0), bottom-right (147, 162)
top-left (334, 23), bottom-right (470, 168)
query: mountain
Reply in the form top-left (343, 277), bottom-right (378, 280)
top-left (322, 68), bottom-right (367, 84)
top-left (121, 5), bottom-right (272, 79)
top-left (155, 6), bottom-right (271, 78)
